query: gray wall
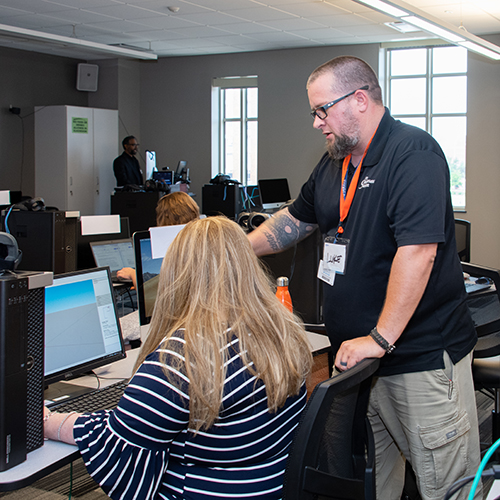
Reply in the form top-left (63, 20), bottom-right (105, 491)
top-left (139, 44), bottom-right (379, 201)
top-left (1, 47), bottom-right (88, 197)
top-left (464, 34), bottom-right (500, 268)
top-left (1, 41), bottom-right (500, 267)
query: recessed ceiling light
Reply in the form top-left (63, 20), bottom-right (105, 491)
top-left (385, 21), bottom-right (421, 33)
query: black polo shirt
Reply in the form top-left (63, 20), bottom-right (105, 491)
top-left (290, 108), bottom-right (476, 376)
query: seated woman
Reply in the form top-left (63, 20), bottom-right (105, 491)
top-left (116, 190), bottom-right (200, 287)
top-left (44, 216), bottom-right (313, 500)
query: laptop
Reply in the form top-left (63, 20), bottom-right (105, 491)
top-left (258, 178), bottom-right (291, 210)
top-left (90, 238), bottom-right (135, 282)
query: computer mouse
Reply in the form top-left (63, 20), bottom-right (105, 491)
top-left (476, 277), bottom-right (490, 284)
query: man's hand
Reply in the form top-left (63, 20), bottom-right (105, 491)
top-left (334, 335), bottom-right (385, 371)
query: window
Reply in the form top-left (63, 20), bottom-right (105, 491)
top-left (212, 76), bottom-right (258, 185)
top-left (386, 46), bottom-right (467, 209)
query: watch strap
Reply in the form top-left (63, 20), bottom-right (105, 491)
top-left (370, 327), bottom-right (396, 354)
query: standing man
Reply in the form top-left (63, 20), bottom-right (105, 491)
top-left (248, 56), bottom-right (480, 500)
top-left (113, 136), bottom-right (143, 186)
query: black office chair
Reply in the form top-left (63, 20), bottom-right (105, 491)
top-left (462, 263), bottom-right (500, 456)
top-left (283, 357), bottom-right (380, 500)
top-left (455, 219), bottom-right (471, 263)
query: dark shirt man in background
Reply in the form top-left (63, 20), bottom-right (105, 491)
top-left (248, 56), bottom-right (481, 500)
top-left (113, 136), bottom-right (143, 186)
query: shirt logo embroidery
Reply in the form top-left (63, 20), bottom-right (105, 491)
top-left (358, 176), bottom-right (375, 189)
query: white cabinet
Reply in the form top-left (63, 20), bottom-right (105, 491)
top-left (35, 106), bottom-right (118, 215)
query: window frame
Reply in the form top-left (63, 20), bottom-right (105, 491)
top-left (211, 76), bottom-right (258, 185)
top-left (385, 45), bottom-right (467, 210)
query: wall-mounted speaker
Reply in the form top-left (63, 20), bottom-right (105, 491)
top-left (76, 63), bottom-right (99, 92)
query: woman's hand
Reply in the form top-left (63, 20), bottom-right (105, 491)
top-left (44, 407), bottom-right (80, 445)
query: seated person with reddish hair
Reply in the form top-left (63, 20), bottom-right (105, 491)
top-left (116, 191), bottom-right (200, 288)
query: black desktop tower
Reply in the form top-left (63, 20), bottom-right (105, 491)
top-left (1, 211), bottom-right (66, 274)
top-left (0, 271), bottom-right (51, 471)
top-left (202, 184), bottom-right (243, 219)
top-left (261, 228), bottom-right (323, 324)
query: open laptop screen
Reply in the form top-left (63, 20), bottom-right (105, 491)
top-left (44, 267), bottom-right (125, 386)
top-left (258, 178), bottom-right (291, 210)
top-left (90, 239), bottom-right (135, 273)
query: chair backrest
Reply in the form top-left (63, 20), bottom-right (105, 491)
top-left (283, 358), bottom-right (380, 500)
top-left (462, 262), bottom-right (500, 338)
top-left (455, 219), bottom-right (471, 263)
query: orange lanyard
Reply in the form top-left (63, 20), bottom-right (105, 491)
top-left (337, 129), bottom-right (378, 235)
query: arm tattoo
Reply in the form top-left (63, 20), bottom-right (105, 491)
top-left (262, 210), bottom-right (316, 253)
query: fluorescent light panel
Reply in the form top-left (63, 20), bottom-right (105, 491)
top-left (401, 16), bottom-right (465, 43)
top-left (0, 23), bottom-right (158, 60)
top-left (352, 0), bottom-right (500, 61)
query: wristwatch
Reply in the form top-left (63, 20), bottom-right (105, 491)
top-left (370, 327), bottom-right (396, 354)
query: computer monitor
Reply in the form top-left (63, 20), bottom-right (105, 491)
top-left (146, 150), bottom-right (157, 180)
top-left (174, 160), bottom-right (188, 183)
top-left (44, 267), bottom-right (125, 390)
top-left (77, 217), bottom-right (130, 270)
top-left (153, 170), bottom-right (174, 185)
top-left (133, 231), bottom-right (163, 326)
top-left (258, 178), bottom-right (291, 210)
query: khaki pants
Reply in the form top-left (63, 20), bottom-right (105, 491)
top-left (367, 351), bottom-right (482, 500)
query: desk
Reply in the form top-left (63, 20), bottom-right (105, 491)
top-left (0, 332), bottom-right (329, 492)
top-left (0, 351), bottom-right (138, 492)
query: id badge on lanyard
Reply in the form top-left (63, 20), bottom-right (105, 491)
top-left (318, 236), bottom-right (349, 286)
top-left (316, 127), bottom-right (377, 287)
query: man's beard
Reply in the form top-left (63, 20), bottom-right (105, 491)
top-left (326, 132), bottom-right (359, 160)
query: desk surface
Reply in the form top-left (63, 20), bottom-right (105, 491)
top-left (0, 351), bottom-right (139, 492)
top-left (0, 330), bottom-right (330, 492)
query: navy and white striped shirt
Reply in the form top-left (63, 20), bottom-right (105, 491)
top-left (74, 331), bottom-right (307, 499)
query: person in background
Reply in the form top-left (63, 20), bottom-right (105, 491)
top-left (44, 216), bottom-right (313, 500)
top-left (116, 191), bottom-right (200, 287)
top-left (247, 55), bottom-right (481, 500)
top-left (113, 135), bottom-right (143, 186)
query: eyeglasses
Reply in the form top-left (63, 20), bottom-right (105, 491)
top-left (310, 85), bottom-right (369, 120)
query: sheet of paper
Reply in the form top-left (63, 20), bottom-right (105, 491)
top-left (0, 191), bottom-right (10, 204)
top-left (80, 215), bottom-right (120, 235)
top-left (150, 224), bottom-right (186, 259)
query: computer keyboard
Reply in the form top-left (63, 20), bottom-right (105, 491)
top-left (48, 380), bottom-right (128, 414)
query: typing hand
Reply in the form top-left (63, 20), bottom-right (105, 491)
top-left (116, 267), bottom-right (136, 289)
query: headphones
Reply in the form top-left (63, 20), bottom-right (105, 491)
top-left (0, 232), bottom-right (22, 270)
top-left (248, 212), bottom-right (270, 230)
top-left (13, 197), bottom-right (46, 212)
top-left (144, 179), bottom-right (170, 193)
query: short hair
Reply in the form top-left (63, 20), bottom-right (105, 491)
top-left (307, 56), bottom-right (383, 105)
top-left (135, 216), bottom-right (312, 431)
top-left (156, 192), bottom-right (200, 227)
top-left (122, 135), bottom-right (136, 148)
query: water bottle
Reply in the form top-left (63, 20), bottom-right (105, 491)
top-left (276, 276), bottom-right (293, 313)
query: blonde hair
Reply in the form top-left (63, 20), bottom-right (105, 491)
top-left (135, 216), bottom-right (312, 431)
top-left (156, 191), bottom-right (200, 226)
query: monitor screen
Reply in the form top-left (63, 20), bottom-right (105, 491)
top-left (133, 231), bottom-right (163, 326)
top-left (146, 150), bottom-right (157, 180)
top-left (153, 171), bottom-right (174, 185)
top-left (258, 178), bottom-right (291, 210)
top-left (44, 267), bottom-right (125, 386)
